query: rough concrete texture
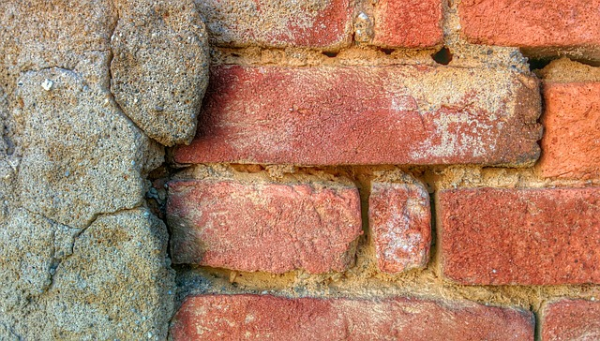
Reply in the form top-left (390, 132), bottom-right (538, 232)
top-left (0, 208), bottom-right (79, 309)
top-left (14, 68), bottom-right (162, 229)
top-left (0, 209), bottom-right (174, 340)
top-left (171, 294), bottom-right (534, 340)
top-left (194, 0), bottom-right (353, 48)
top-left (0, 0), bottom-right (205, 338)
top-left (0, 0), bottom-right (116, 84)
top-left (541, 299), bottom-right (600, 341)
top-left (370, 180), bottom-right (431, 274)
top-left (176, 65), bottom-right (542, 166)
top-left (439, 187), bottom-right (600, 285)
top-left (0, 323), bottom-right (19, 341)
top-left (0, 88), bottom-right (13, 225)
top-left (167, 177), bottom-right (363, 273)
top-left (111, 0), bottom-right (210, 146)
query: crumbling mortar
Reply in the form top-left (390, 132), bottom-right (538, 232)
top-left (208, 45), bottom-right (533, 73)
top-left (168, 163), bottom-right (600, 318)
top-left (148, 2), bottom-right (600, 333)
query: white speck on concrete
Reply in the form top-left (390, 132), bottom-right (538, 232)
top-left (41, 79), bottom-right (54, 91)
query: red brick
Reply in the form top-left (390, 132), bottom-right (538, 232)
top-left (438, 187), bottom-right (600, 285)
top-left (372, 0), bottom-right (443, 48)
top-left (195, 0), bottom-right (352, 48)
top-left (539, 82), bottom-right (600, 179)
top-left (541, 299), bottom-right (600, 341)
top-left (171, 294), bottom-right (534, 340)
top-left (166, 178), bottom-right (362, 273)
top-left (369, 181), bottom-right (431, 273)
top-left (460, 0), bottom-right (600, 48)
top-left (175, 65), bottom-right (541, 166)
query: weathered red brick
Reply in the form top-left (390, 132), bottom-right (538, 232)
top-left (460, 0), bottom-right (600, 49)
top-left (541, 299), bottom-right (600, 341)
top-left (167, 178), bottom-right (362, 273)
top-left (372, 0), bottom-right (443, 48)
top-left (175, 65), bottom-right (541, 166)
top-left (369, 181), bottom-right (431, 273)
top-left (439, 187), bottom-right (600, 285)
top-left (195, 0), bottom-right (352, 48)
top-left (171, 294), bottom-right (534, 340)
top-left (539, 82), bottom-right (600, 179)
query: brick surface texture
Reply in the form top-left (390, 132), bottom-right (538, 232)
top-left (460, 0), bottom-right (600, 48)
top-left (369, 181), bottom-right (431, 273)
top-left (171, 295), bottom-right (534, 341)
top-left (195, 0), bottom-right (353, 48)
top-left (167, 179), bottom-right (362, 273)
top-left (372, 0), bottom-right (443, 48)
top-left (175, 65), bottom-right (541, 166)
top-left (542, 300), bottom-right (600, 341)
top-left (439, 187), bottom-right (600, 285)
top-left (16, 0), bottom-right (594, 337)
top-left (540, 82), bottom-right (600, 179)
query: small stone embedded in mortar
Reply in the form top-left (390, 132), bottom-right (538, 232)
top-left (110, 0), bottom-right (210, 146)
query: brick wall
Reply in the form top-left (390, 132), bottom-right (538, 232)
top-left (162, 0), bottom-right (600, 339)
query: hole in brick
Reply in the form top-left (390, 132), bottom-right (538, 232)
top-left (380, 48), bottom-right (394, 55)
top-left (432, 47), bottom-right (452, 65)
top-left (322, 51), bottom-right (338, 58)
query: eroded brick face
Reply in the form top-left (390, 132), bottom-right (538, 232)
top-left (167, 178), bottom-right (362, 274)
top-left (539, 82), bottom-right (600, 179)
top-left (438, 187), bottom-right (600, 285)
top-left (369, 181), bottom-right (431, 273)
top-left (372, 0), bottom-right (443, 48)
top-left (460, 0), bottom-right (600, 48)
top-left (175, 65), bottom-right (541, 166)
top-left (542, 300), bottom-right (600, 341)
top-left (171, 295), bottom-right (534, 341)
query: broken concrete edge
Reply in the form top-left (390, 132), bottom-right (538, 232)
top-left (110, 1), bottom-right (210, 147)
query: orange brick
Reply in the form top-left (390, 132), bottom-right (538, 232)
top-left (167, 178), bottom-right (362, 274)
top-left (372, 0), bottom-right (443, 48)
top-left (175, 65), bottom-right (541, 166)
top-left (539, 82), bottom-right (600, 179)
top-left (460, 0), bottom-right (600, 49)
top-left (172, 295), bottom-right (534, 341)
top-left (439, 187), bottom-right (600, 285)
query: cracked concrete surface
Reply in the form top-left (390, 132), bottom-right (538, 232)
top-left (0, 0), bottom-right (208, 339)
top-left (15, 67), bottom-right (163, 229)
